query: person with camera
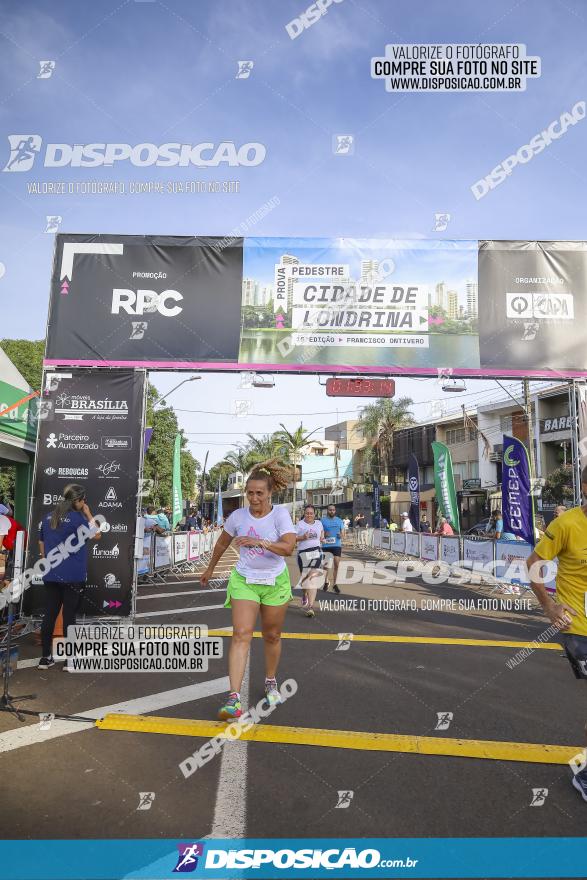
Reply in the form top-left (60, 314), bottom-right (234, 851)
top-left (37, 484), bottom-right (102, 670)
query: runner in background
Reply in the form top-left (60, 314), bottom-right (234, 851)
top-left (321, 503), bottom-right (344, 594)
top-left (200, 460), bottom-right (296, 720)
top-left (526, 464), bottom-right (587, 803)
top-left (295, 504), bottom-right (324, 618)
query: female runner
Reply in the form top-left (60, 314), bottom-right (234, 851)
top-left (200, 460), bottom-right (296, 720)
top-left (295, 504), bottom-right (324, 618)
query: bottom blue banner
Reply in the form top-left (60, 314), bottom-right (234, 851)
top-left (1, 838), bottom-right (587, 879)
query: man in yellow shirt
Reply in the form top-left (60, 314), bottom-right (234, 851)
top-left (526, 464), bottom-right (587, 803)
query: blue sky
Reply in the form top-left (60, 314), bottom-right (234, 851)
top-left (0, 0), bottom-right (585, 465)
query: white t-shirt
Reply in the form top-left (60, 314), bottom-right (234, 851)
top-left (402, 518), bottom-right (413, 533)
top-left (296, 519), bottom-right (324, 552)
top-left (224, 505), bottom-right (295, 579)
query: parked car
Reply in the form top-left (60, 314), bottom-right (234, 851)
top-left (467, 519), bottom-right (491, 536)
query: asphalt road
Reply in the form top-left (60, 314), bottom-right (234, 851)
top-left (1, 540), bottom-right (586, 862)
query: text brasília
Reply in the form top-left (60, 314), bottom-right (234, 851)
top-left (1, 515), bottom-right (105, 609)
top-left (179, 678), bottom-right (298, 777)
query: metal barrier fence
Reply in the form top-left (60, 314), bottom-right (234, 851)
top-left (138, 529), bottom-right (221, 585)
top-left (346, 528), bottom-right (557, 594)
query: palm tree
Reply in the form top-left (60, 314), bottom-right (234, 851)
top-left (245, 433), bottom-right (284, 462)
top-left (359, 397), bottom-right (415, 488)
top-left (274, 423), bottom-right (320, 520)
top-left (222, 447), bottom-right (256, 507)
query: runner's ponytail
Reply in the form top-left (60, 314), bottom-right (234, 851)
top-left (246, 459), bottom-right (292, 494)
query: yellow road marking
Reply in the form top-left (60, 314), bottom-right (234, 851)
top-left (96, 714), bottom-right (580, 764)
top-left (207, 630), bottom-right (562, 650)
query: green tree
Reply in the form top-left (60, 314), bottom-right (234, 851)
top-left (245, 432), bottom-right (284, 461)
top-left (0, 466), bottom-right (15, 503)
top-left (142, 384), bottom-right (200, 508)
top-left (221, 447), bottom-right (257, 506)
top-left (541, 464), bottom-right (574, 506)
top-left (359, 397), bottom-right (415, 487)
top-left (0, 339), bottom-right (45, 390)
top-left (274, 423), bottom-right (320, 520)
top-left (242, 306), bottom-right (260, 329)
top-left (207, 461), bottom-right (234, 493)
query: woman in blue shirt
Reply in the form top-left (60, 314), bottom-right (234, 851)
top-left (38, 483), bottom-right (102, 669)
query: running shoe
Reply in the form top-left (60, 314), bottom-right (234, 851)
top-left (218, 692), bottom-right (242, 720)
top-left (322, 582), bottom-right (329, 592)
top-left (572, 767), bottom-right (587, 802)
top-left (333, 584), bottom-right (341, 594)
top-left (305, 608), bottom-right (315, 618)
top-left (38, 656), bottom-right (55, 670)
top-left (264, 678), bottom-right (282, 706)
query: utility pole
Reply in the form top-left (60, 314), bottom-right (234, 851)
top-left (523, 379), bottom-right (536, 481)
top-left (199, 450), bottom-right (209, 519)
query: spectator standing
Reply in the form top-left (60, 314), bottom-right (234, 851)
top-left (400, 512), bottom-right (413, 533)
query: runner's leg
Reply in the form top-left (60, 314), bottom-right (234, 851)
top-left (259, 601), bottom-right (289, 680)
top-left (332, 553), bottom-right (341, 591)
top-left (228, 599), bottom-right (259, 693)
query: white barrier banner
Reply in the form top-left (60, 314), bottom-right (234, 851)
top-left (173, 533), bottom-right (188, 563)
top-left (188, 532), bottom-right (201, 561)
top-left (441, 536), bottom-right (460, 565)
top-left (392, 532), bottom-right (406, 554)
top-left (494, 540), bottom-right (532, 585)
top-left (381, 531), bottom-right (392, 550)
top-left (373, 529), bottom-right (382, 549)
top-left (405, 533), bottom-right (420, 557)
top-left (154, 535), bottom-right (172, 570)
top-left (462, 538), bottom-right (494, 566)
top-left (494, 540), bottom-right (557, 591)
top-left (420, 534), bottom-right (439, 561)
top-left (137, 534), bottom-right (152, 576)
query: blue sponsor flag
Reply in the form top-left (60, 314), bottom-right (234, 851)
top-left (502, 435), bottom-right (535, 545)
top-left (408, 453), bottom-right (420, 531)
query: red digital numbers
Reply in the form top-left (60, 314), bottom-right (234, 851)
top-left (325, 378), bottom-right (395, 397)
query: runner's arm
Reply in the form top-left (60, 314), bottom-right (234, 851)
top-left (526, 550), bottom-right (576, 629)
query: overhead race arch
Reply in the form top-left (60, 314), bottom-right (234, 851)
top-left (43, 234), bottom-right (587, 378)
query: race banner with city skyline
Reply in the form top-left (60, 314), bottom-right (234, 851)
top-left (43, 234), bottom-right (587, 377)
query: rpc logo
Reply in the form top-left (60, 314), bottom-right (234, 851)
top-left (3, 135), bottom-right (42, 172)
top-left (112, 289), bottom-right (183, 317)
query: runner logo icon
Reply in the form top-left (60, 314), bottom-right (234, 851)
top-left (3, 135), bottom-right (42, 172)
top-left (173, 843), bottom-right (204, 872)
